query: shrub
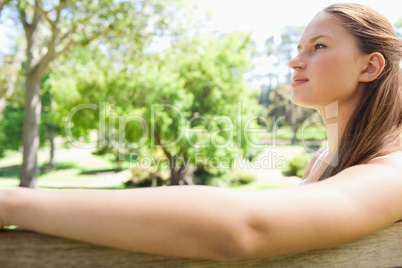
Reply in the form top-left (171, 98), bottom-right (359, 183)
top-left (283, 153), bottom-right (312, 177)
top-left (208, 170), bottom-right (256, 187)
top-left (126, 167), bottom-right (168, 187)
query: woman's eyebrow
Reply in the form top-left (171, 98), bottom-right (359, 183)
top-left (297, 34), bottom-right (330, 51)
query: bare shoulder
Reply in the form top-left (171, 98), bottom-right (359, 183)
top-left (365, 150), bottom-right (402, 168)
top-left (340, 150), bottom-right (401, 178)
top-left (240, 153), bottom-right (402, 258)
top-left (329, 150), bottom-right (402, 189)
top-left (313, 154), bottom-right (402, 222)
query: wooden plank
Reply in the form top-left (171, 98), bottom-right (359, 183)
top-left (0, 221), bottom-right (401, 268)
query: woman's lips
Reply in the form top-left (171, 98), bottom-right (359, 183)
top-left (291, 80), bottom-right (308, 87)
top-left (291, 75), bottom-right (309, 88)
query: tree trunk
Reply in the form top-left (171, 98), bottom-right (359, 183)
top-left (290, 103), bottom-right (297, 145)
top-left (169, 167), bottom-right (180, 185)
top-left (169, 163), bottom-right (186, 185)
top-left (49, 126), bottom-right (55, 168)
top-left (291, 125), bottom-right (298, 145)
top-left (20, 70), bottom-right (42, 188)
top-left (0, 2), bottom-right (5, 17)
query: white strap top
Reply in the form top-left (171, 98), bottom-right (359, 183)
top-left (298, 150), bottom-right (402, 186)
top-left (308, 147), bottom-right (329, 176)
top-left (299, 147), bottom-right (329, 185)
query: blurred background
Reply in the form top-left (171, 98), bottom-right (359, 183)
top-left (0, 0), bottom-right (400, 190)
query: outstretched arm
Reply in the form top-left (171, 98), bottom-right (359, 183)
top-left (0, 186), bottom-right (253, 261)
top-left (1, 159), bottom-right (401, 261)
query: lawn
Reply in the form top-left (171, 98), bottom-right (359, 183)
top-left (275, 125), bottom-right (327, 141)
top-left (0, 140), bottom-right (306, 190)
top-left (0, 144), bottom-right (131, 189)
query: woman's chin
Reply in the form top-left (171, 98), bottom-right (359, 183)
top-left (291, 95), bottom-right (316, 108)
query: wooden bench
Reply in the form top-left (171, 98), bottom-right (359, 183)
top-left (1, 221), bottom-right (401, 267)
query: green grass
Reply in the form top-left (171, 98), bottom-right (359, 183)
top-left (275, 126), bottom-right (327, 141)
top-left (0, 141), bottom-right (304, 190)
top-left (0, 178), bottom-right (20, 189)
top-left (0, 145), bottom-right (133, 189)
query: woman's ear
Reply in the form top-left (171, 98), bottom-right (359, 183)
top-left (358, 52), bottom-right (385, 82)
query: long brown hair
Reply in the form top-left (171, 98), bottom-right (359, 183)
top-left (319, 3), bottom-right (402, 181)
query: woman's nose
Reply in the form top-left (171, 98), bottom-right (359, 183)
top-left (288, 54), bottom-right (306, 70)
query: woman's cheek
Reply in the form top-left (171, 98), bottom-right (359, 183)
top-left (313, 56), bottom-right (338, 79)
top-left (315, 56), bottom-right (348, 88)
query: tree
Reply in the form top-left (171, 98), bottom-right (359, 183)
top-left (263, 25), bottom-right (307, 143)
top-left (277, 25), bottom-right (304, 83)
top-left (40, 73), bottom-right (60, 167)
top-left (267, 84), bottom-right (315, 144)
top-left (51, 32), bottom-right (259, 185)
top-left (2, 0), bottom-right (190, 188)
top-left (0, 54), bottom-right (59, 161)
top-left (0, 87), bottom-right (24, 158)
top-left (133, 33), bottom-right (258, 185)
top-left (0, 39), bottom-right (24, 115)
top-left (47, 45), bottom-right (143, 169)
top-left (395, 17), bottom-right (402, 37)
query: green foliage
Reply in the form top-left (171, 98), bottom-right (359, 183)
top-left (126, 167), bottom-right (168, 187)
top-left (283, 153), bottom-right (312, 177)
top-left (0, 61), bottom-right (27, 157)
top-left (0, 104), bottom-right (24, 157)
top-left (275, 126), bottom-right (326, 141)
top-left (267, 84), bottom-right (315, 126)
top-left (264, 25), bottom-right (304, 84)
top-left (47, 32), bottom-right (261, 184)
top-left (266, 84), bottom-right (316, 143)
top-left (1, 0), bottom-right (196, 186)
top-left (3, 0), bottom-right (260, 185)
top-left (207, 169), bottom-right (256, 188)
top-left (396, 18), bottom-right (402, 27)
top-left (395, 17), bottom-right (402, 37)
top-left (0, 46), bottom-right (25, 157)
top-left (139, 33), bottom-right (259, 178)
top-left (263, 26), bottom-right (316, 144)
top-left (0, 68), bottom-right (69, 158)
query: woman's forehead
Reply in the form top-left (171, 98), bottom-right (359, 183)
top-left (300, 12), bottom-right (350, 43)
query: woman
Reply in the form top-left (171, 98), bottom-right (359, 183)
top-left (0, 3), bottom-right (401, 261)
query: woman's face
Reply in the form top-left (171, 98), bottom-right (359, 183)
top-left (289, 12), bottom-right (367, 109)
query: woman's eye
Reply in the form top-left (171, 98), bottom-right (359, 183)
top-left (314, 43), bottom-right (326, 51)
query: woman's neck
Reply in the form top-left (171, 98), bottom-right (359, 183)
top-left (317, 99), bottom-right (357, 156)
top-left (317, 83), bottom-right (365, 155)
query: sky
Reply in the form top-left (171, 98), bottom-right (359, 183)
top-left (195, 0), bottom-right (401, 50)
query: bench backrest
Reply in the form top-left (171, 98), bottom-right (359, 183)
top-left (0, 221), bottom-right (401, 267)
